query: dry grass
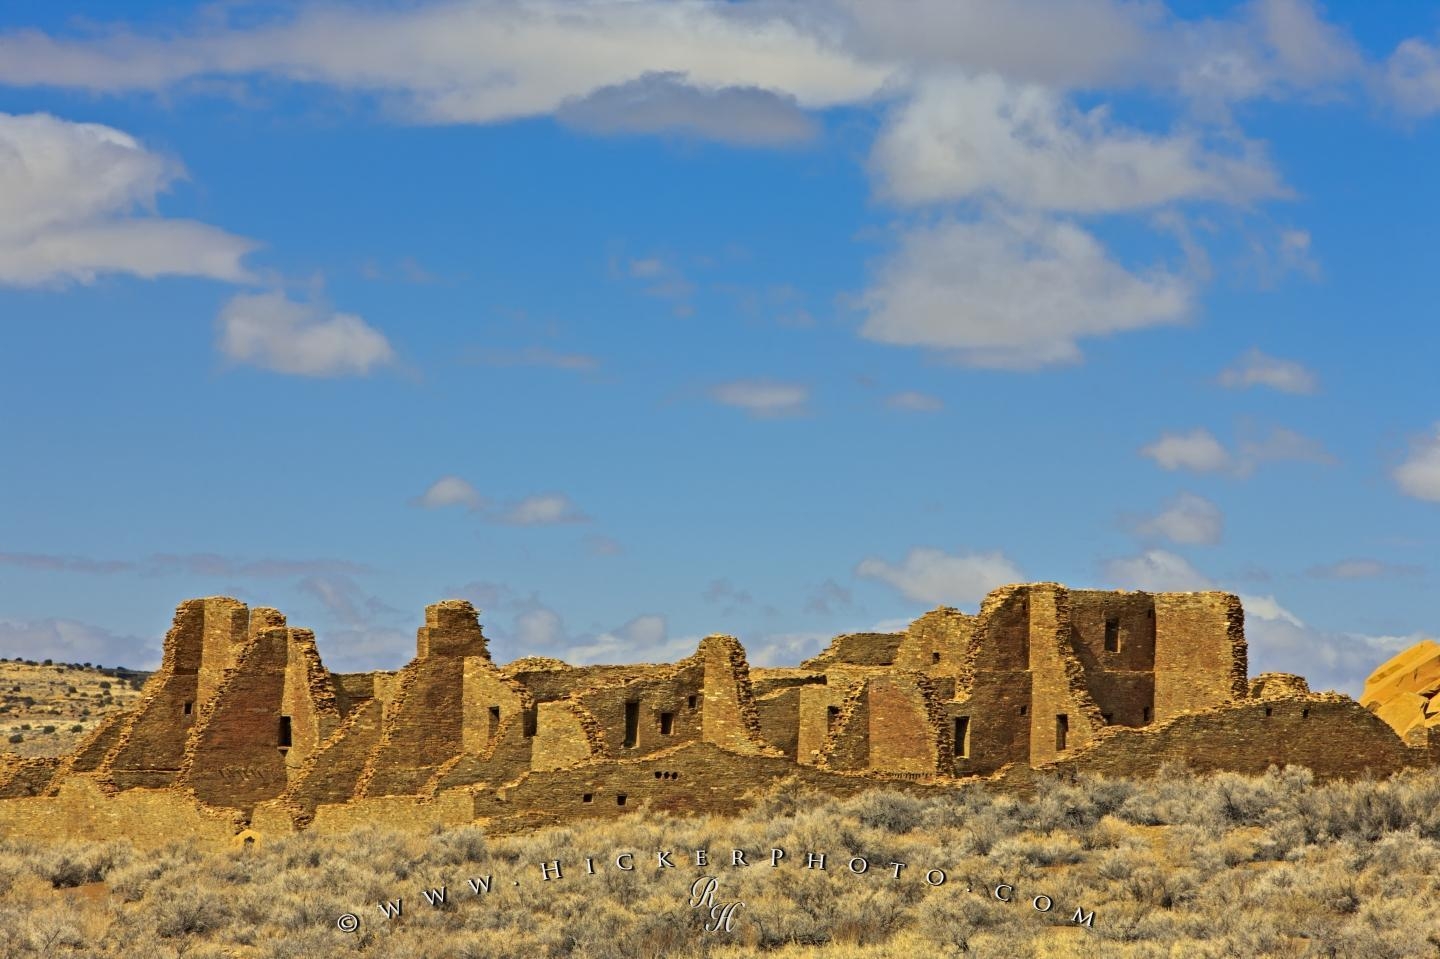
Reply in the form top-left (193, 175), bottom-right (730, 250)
top-left (0, 660), bottom-right (146, 757)
top-left (5, 763), bottom-right (1440, 956)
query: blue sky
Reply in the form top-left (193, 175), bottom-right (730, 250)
top-left (2, 1), bottom-right (1439, 695)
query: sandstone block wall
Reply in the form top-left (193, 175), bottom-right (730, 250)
top-left (1045, 696), bottom-right (1427, 782)
top-left (8, 584), bottom-right (1422, 841)
top-left (1153, 592), bottom-right (1247, 720)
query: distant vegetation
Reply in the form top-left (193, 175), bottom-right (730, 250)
top-left (0, 661), bottom-right (146, 758)
top-left (2, 764), bottom-right (1440, 956)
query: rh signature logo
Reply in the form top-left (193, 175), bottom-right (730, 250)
top-left (688, 875), bottom-right (744, 933)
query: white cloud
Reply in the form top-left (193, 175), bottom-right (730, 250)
top-left (1241, 594), bottom-right (1428, 697)
top-left (556, 71), bottom-right (817, 146)
top-left (0, 617), bottom-right (159, 670)
top-left (1136, 492), bottom-right (1224, 545)
top-left (514, 606), bottom-right (568, 650)
top-left (1385, 36), bottom-right (1440, 115)
top-left (1395, 424), bottom-right (1440, 502)
top-left (822, 0), bottom-right (1159, 89)
top-left (1140, 428), bottom-right (1232, 473)
top-left (216, 291), bottom-right (396, 377)
top-left (1175, 0), bottom-right (1365, 103)
top-left (746, 630), bottom-right (833, 668)
top-left (856, 547), bottom-right (1022, 606)
top-left (858, 214), bottom-right (1190, 369)
top-left (562, 615), bottom-right (702, 665)
top-left (710, 379), bottom-right (810, 418)
top-left (1238, 593), bottom-right (1305, 628)
top-left (413, 476), bottom-right (485, 511)
top-left (498, 493), bottom-right (589, 526)
top-left (1104, 549), bottom-right (1214, 592)
top-left (871, 74), bottom-right (1283, 212)
top-left (1140, 424), bottom-right (1331, 475)
top-left (0, 112), bottom-right (254, 286)
top-left (885, 391), bottom-right (943, 412)
top-left (0, 3), bottom-right (888, 126)
top-left (1217, 348), bottom-right (1319, 394)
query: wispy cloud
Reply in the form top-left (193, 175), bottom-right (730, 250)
top-left (1217, 347), bottom-right (1319, 394)
top-left (412, 475), bottom-right (486, 511)
top-left (709, 379), bottom-right (809, 418)
top-left (885, 390), bottom-right (943, 412)
top-left (1134, 492), bottom-right (1224, 546)
top-left (497, 493), bottom-right (590, 526)
top-left (1395, 424), bottom-right (1440, 502)
top-left (1306, 559), bottom-right (1423, 580)
top-left (856, 547), bottom-right (1022, 606)
top-left (217, 290), bottom-right (396, 378)
top-left (1141, 424), bottom-right (1333, 476)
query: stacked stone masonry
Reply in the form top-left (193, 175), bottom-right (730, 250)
top-left (1, 583), bottom-right (1434, 844)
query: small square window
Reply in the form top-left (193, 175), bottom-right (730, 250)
top-left (659, 712), bottom-right (674, 735)
top-left (688, 695), bottom-right (698, 709)
top-left (582, 793), bottom-right (593, 803)
top-left (931, 651), bottom-right (941, 664)
top-left (616, 794), bottom-right (627, 807)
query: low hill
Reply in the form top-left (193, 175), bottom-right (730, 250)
top-left (0, 659), bottom-right (148, 758)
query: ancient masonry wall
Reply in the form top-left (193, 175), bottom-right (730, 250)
top-left (798, 675), bottom-right (863, 766)
top-left (101, 597), bottom-right (250, 791)
top-left (1067, 590), bottom-right (1157, 728)
top-left (356, 607), bottom-right (476, 797)
top-left (951, 586), bottom-right (1032, 776)
top-left (178, 619), bottom-right (292, 811)
top-left (698, 635), bottom-right (772, 755)
top-left (2, 584), bottom-right (1426, 841)
top-left (893, 608), bottom-right (974, 677)
top-left (754, 687), bottom-right (803, 758)
top-left (1045, 695), bottom-right (1429, 782)
top-left (1153, 592), bottom-right (1247, 720)
top-left (1027, 584), bottom-right (1105, 766)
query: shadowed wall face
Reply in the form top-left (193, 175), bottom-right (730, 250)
top-left (103, 597), bottom-right (250, 790)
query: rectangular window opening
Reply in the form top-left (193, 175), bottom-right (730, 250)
top-left (687, 695), bottom-right (698, 709)
top-left (1142, 706), bottom-right (1152, 724)
top-left (954, 716), bottom-right (970, 759)
top-left (616, 793), bottom-right (627, 807)
top-left (932, 651), bottom-right (941, 664)
top-left (278, 715), bottom-right (292, 749)
top-left (522, 708), bottom-right (537, 738)
top-left (183, 701), bottom-right (193, 716)
top-left (1019, 705), bottom-right (1029, 717)
top-left (1055, 714), bottom-right (1068, 751)
top-left (623, 700), bottom-right (640, 749)
top-left (827, 705), bottom-right (840, 730)
top-left (1104, 618), bottom-right (1120, 653)
top-left (659, 712), bottom-right (674, 735)
top-left (582, 793), bottom-right (593, 804)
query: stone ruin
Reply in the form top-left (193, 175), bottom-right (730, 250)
top-left (0, 583), bottom-right (1433, 844)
